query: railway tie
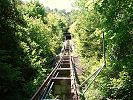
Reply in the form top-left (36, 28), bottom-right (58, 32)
top-left (31, 39), bottom-right (79, 100)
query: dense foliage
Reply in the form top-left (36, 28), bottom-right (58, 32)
top-left (0, 0), bottom-right (67, 99)
top-left (1, 0), bottom-right (133, 100)
top-left (70, 0), bottom-right (133, 99)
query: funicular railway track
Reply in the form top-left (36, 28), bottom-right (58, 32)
top-left (31, 33), bottom-right (79, 100)
top-left (31, 32), bottom-right (106, 100)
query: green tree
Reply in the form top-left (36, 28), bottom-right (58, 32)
top-left (0, 0), bottom-right (68, 99)
top-left (70, 0), bottom-right (133, 99)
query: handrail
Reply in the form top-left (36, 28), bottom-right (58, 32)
top-left (80, 67), bottom-right (101, 87)
top-left (82, 63), bottom-right (105, 95)
top-left (80, 32), bottom-right (106, 96)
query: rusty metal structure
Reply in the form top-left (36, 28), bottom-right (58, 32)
top-left (31, 31), bottom-right (106, 100)
top-left (31, 33), bottom-right (79, 100)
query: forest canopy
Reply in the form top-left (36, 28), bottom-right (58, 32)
top-left (0, 0), bottom-right (133, 100)
top-left (0, 0), bottom-right (68, 99)
top-left (70, 0), bottom-right (133, 99)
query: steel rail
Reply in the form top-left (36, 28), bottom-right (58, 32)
top-left (42, 65), bottom-right (63, 99)
top-left (31, 52), bottom-right (65, 100)
top-left (31, 39), bottom-right (79, 100)
top-left (70, 55), bottom-right (79, 100)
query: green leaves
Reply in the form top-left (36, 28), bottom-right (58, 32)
top-left (70, 0), bottom-right (133, 99)
top-left (95, 0), bottom-right (133, 99)
top-left (0, 0), bottom-right (68, 99)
